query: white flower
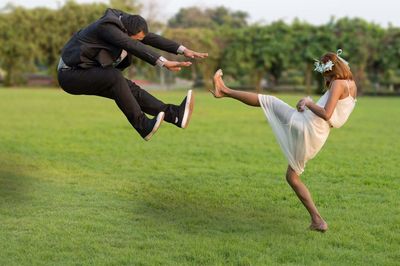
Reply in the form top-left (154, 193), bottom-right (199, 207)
top-left (314, 60), bottom-right (334, 73)
top-left (323, 60), bottom-right (334, 71)
top-left (313, 49), bottom-right (350, 73)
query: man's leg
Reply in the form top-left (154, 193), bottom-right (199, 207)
top-left (126, 79), bottom-right (194, 128)
top-left (58, 67), bottom-right (163, 139)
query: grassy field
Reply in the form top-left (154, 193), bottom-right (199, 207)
top-left (0, 88), bottom-right (399, 265)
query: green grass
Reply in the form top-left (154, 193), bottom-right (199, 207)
top-left (0, 88), bottom-right (399, 265)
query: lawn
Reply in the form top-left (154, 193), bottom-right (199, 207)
top-left (0, 88), bottom-right (399, 265)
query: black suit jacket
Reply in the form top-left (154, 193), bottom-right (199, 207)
top-left (61, 8), bottom-right (181, 69)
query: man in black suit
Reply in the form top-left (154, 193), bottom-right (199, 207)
top-left (58, 8), bottom-right (208, 140)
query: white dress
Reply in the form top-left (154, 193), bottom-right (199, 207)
top-left (258, 81), bottom-right (356, 175)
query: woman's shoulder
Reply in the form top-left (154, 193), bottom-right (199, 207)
top-left (329, 79), bottom-right (346, 92)
top-left (331, 79), bottom-right (357, 90)
top-left (331, 79), bottom-right (349, 86)
top-left (331, 79), bottom-right (357, 99)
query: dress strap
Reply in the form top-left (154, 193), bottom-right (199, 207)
top-left (345, 80), bottom-right (351, 97)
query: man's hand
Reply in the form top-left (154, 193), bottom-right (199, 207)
top-left (164, 60), bottom-right (192, 72)
top-left (183, 48), bottom-right (208, 59)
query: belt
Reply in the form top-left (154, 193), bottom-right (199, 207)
top-left (57, 58), bottom-right (73, 71)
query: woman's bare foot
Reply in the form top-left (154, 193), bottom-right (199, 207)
top-left (210, 69), bottom-right (228, 98)
top-left (309, 219), bottom-right (328, 233)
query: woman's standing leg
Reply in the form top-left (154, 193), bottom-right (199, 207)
top-left (212, 70), bottom-right (260, 107)
top-left (285, 166), bottom-right (328, 232)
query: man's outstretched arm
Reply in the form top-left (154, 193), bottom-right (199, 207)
top-left (98, 24), bottom-right (193, 71)
top-left (142, 33), bottom-right (208, 59)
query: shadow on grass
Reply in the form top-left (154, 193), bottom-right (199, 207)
top-left (133, 182), bottom-right (298, 236)
top-left (0, 165), bottom-right (33, 206)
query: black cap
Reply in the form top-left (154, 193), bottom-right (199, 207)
top-left (121, 14), bottom-right (149, 36)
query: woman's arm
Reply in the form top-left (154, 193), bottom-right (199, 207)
top-left (304, 80), bottom-right (345, 121)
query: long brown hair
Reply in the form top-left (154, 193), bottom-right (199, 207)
top-left (320, 52), bottom-right (353, 88)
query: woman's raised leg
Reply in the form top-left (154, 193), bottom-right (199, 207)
top-left (211, 69), bottom-right (260, 107)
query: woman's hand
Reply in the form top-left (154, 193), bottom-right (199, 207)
top-left (296, 96), bottom-right (312, 112)
top-left (183, 48), bottom-right (208, 59)
top-left (296, 99), bottom-right (306, 112)
top-left (164, 60), bottom-right (192, 72)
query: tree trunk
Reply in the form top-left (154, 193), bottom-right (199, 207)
top-left (355, 66), bottom-right (366, 95)
top-left (201, 62), bottom-right (218, 91)
top-left (305, 63), bottom-right (312, 95)
top-left (254, 70), bottom-right (263, 93)
top-left (5, 64), bottom-right (14, 87)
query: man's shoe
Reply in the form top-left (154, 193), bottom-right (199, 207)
top-left (175, 90), bottom-right (194, 128)
top-left (143, 112), bottom-right (165, 141)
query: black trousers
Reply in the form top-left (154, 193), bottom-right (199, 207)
top-left (57, 67), bottom-right (179, 133)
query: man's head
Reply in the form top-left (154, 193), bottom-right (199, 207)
top-left (121, 14), bottom-right (148, 40)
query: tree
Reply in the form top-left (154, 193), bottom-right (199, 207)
top-left (377, 27), bottom-right (400, 91)
top-left (109, 0), bottom-right (141, 14)
top-left (168, 7), bottom-right (211, 28)
top-left (264, 21), bottom-right (293, 87)
top-left (164, 28), bottom-right (227, 90)
top-left (0, 7), bottom-right (37, 85)
top-left (0, 1), bottom-right (112, 85)
top-left (0, 0), bottom-right (398, 93)
top-left (222, 23), bottom-right (293, 92)
top-left (140, 0), bottom-right (163, 32)
top-left (334, 18), bottom-right (384, 94)
top-left (290, 20), bottom-right (337, 94)
top-left (168, 6), bottom-right (248, 29)
top-left (207, 6), bottom-right (248, 28)
top-left (221, 26), bottom-right (268, 91)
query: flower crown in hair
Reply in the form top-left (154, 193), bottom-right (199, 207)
top-left (314, 49), bottom-right (349, 73)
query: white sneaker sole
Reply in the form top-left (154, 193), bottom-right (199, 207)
top-left (181, 90), bottom-right (194, 129)
top-left (144, 112), bottom-right (165, 141)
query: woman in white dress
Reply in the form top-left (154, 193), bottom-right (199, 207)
top-left (210, 50), bottom-right (357, 232)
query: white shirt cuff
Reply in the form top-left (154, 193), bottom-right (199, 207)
top-left (177, 45), bottom-right (186, 55)
top-left (156, 56), bottom-right (167, 67)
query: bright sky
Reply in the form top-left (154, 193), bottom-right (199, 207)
top-left (1, 0), bottom-right (399, 27)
